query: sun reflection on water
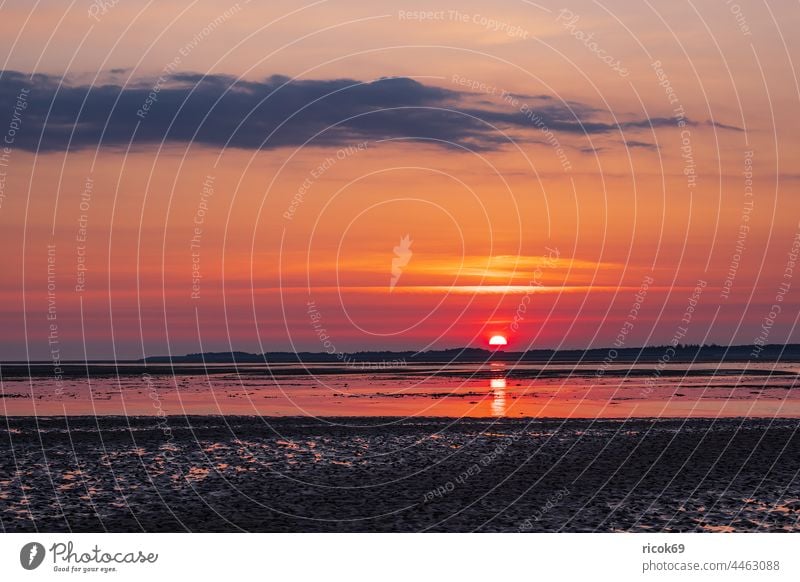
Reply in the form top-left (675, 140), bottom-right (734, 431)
top-left (491, 377), bottom-right (507, 416)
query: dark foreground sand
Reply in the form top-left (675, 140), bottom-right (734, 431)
top-left (1, 416), bottom-right (799, 532)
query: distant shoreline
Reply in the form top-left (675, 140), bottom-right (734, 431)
top-left (4, 343), bottom-right (800, 365)
top-left (1, 344), bottom-right (799, 378)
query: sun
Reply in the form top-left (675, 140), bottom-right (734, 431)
top-left (488, 335), bottom-right (508, 347)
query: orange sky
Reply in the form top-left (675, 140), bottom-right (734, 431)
top-left (0, 0), bottom-right (798, 359)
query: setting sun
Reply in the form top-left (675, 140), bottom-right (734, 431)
top-left (488, 335), bottom-right (508, 347)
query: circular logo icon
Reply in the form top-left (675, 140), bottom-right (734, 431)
top-left (20, 542), bottom-right (46, 570)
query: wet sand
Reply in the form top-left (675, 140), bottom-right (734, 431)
top-left (1, 416), bottom-right (799, 532)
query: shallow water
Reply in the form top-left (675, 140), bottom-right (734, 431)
top-left (1, 361), bottom-right (799, 417)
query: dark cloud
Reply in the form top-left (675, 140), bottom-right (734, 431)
top-left (624, 140), bottom-right (660, 151)
top-left (705, 119), bottom-right (744, 132)
top-left (0, 71), bottom-right (742, 153)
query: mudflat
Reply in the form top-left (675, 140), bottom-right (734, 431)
top-left (1, 416), bottom-right (798, 532)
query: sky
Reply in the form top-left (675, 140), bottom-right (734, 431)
top-left (0, 0), bottom-right (798, 360)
